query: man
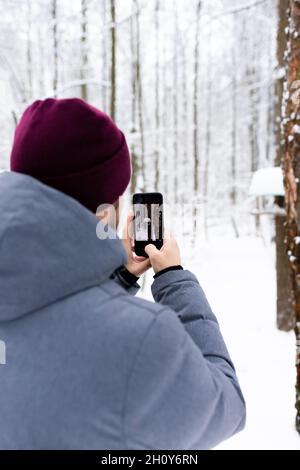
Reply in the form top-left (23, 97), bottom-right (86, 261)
top-left (0, 98), bottom-right (245, 450)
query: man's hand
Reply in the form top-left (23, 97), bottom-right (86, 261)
top-left (145, 233), bottom-right (182, 274)
top-left (122, 213), bottom-right (151, 277)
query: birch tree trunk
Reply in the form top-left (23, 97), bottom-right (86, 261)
top-left (52, 0), bottom-right (58, 96)
top-left (26, 0), bottom-right (33, 100)
top-left (231, 14), bottom-right (237, 207)
top-left (193, 0), bottom-right (201, 201)
top-left (204, 28), bottom-right (212, 238)
top-left (193, 0), bottom-right (202, 238)
top-left (173, 0), bottom-right (179, 203)
top-left (283, 0), bottom-right (300, 433)
top-left (181, 32), bottom-right (188, 204)
top-left (134, 0), bottom-right (146, 191)
top-left (130, 7), bottom-right (138, 195)
top-left (110, 0), bottom-right (116, 121)
top-left (80, 0), bottom-right (88, 101)
top-left (154, 0), bottom-right (160, 192)
top-left (101, 0), bottom-right (108, 112)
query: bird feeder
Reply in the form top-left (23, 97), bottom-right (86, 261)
top-left (249, 167), bottom-right (286, 218)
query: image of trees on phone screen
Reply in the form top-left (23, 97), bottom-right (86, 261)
top-left (134, 204), bottom-right (162, 242)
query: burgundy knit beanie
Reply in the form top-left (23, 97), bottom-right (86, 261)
top-left (10, 98), bottom-right (131, 213)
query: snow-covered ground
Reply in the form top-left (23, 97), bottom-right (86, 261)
top-left (143, 236), bottom-right (299, 450)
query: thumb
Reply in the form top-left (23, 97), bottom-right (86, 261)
top-left (145, 244), bottom-right (160, 258)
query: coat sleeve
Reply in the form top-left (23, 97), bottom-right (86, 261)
top-left (123, 270), bottom-right (246, 450)
top-left (110, 268), bottom-right (140, 296)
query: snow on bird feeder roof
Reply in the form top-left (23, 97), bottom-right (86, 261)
top-left (249, 167), bottom-right (285, 197)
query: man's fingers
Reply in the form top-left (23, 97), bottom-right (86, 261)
top-left (145, 244), bottom-right (160, 258)
top-left (133, 254), bottom-right (148, 262)
top-left (139, 259), bottom-right (152, 269)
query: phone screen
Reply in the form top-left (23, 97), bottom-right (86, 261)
top-left (133, 193), bottom-right (163, 257)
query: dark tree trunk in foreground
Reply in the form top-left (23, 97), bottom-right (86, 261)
top-left (276, 0), bottom-right (294, 332)
top-left (283, 0), bottom-right (300, 433)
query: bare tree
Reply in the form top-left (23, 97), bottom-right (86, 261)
top-left (101, 0), bottom-right (108, 112)
top-left (154, 0), bottom-right (160, 191)
top-left (173, 0), bottom-right (179, 203)
top-left (129, 0), bottom-right (145, 193)
top-left (204, 28), bottom-right (212, 238)
top-left (26, 0), bottom-right (33, 100)
top-left (80, 0), bottom-right (88, 101)
top-left (130, 4), bottom-right (138, 194)
top-left (193, 0), bottom-right (202, 237)
top-left (134, 0), bottom-right (146, 191)
top-left (193, 0), bottom-right (202, 201)
top-left (266, 27), bottom-right (275, 163)
top-left (180, 29), bottom-right (189, 204)
top-left (231, 14), bottom-right (237, 207)
top-left (110, 0), bottom-right (116, 120)
top-left (51, 0), bottom-right (58, 96)
top-left (283, 0), bottom-right (300, 433)
top-left (162, 38), bottom-right (168, 198)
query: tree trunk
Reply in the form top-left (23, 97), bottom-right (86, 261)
top-left (52, 0), bottom-right (58, 96)
top-left (276, 200), bottom-right (294, 330)
top-left (193, 0), bottom-right (201, 200)
top-left (276, 0), bottom-right (294, 332)
top-left (26, 0), bottom-right (33, 100)
top-left (162, 39), bottom-right (168, 198)
top-left (130, 6), bottom-right (138, 195)
top-left (181, 32), bottom-right (188, 204)
top-left (154, 0), bottom-right (160, 192)
top-left (231, 14), bottom-right (237, 207)
top-left (203, 28), bottom-right (212, 239)
top-left (134, 0), bottom-right (146, 191)
top-left (266, 27), bottom-right (275, 164)
top-left (80, 0), bottom-right (88, 101)
top-left (110, 0), bottom-right (116, 121)
top-left (173, 0), bottom-right (179, 203)
top-left (193, 0), bottom-right (202, 238)
top-left (247, 50), bottom-right (260, 235)
top-left (102, 0), bottom-right (108, 112)
top-left (283, 0), bottom-right (300, 434)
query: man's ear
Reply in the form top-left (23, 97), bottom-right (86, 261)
top-left (114, 198), bottom-right (122, 228)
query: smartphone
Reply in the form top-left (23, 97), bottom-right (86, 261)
top-left (133, 193), bottom-right (164, 258)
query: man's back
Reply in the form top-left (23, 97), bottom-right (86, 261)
top-left (0, 172), bottom-right (245, 449)
top-left (0, 279), bottom-right (161, 449)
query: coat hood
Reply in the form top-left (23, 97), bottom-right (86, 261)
top-left (0, 172), bottom-right (127, 322)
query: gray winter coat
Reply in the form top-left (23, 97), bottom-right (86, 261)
top-left (0, 172), bottom-right (245, 450)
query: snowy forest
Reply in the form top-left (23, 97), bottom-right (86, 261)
top-left (1, 0), bottom-right (300, 450)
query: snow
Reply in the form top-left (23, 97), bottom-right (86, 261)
top-left (249, 167), bottom-right (285, 197)
top-left (142, 236), bottom-right (299, 450)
